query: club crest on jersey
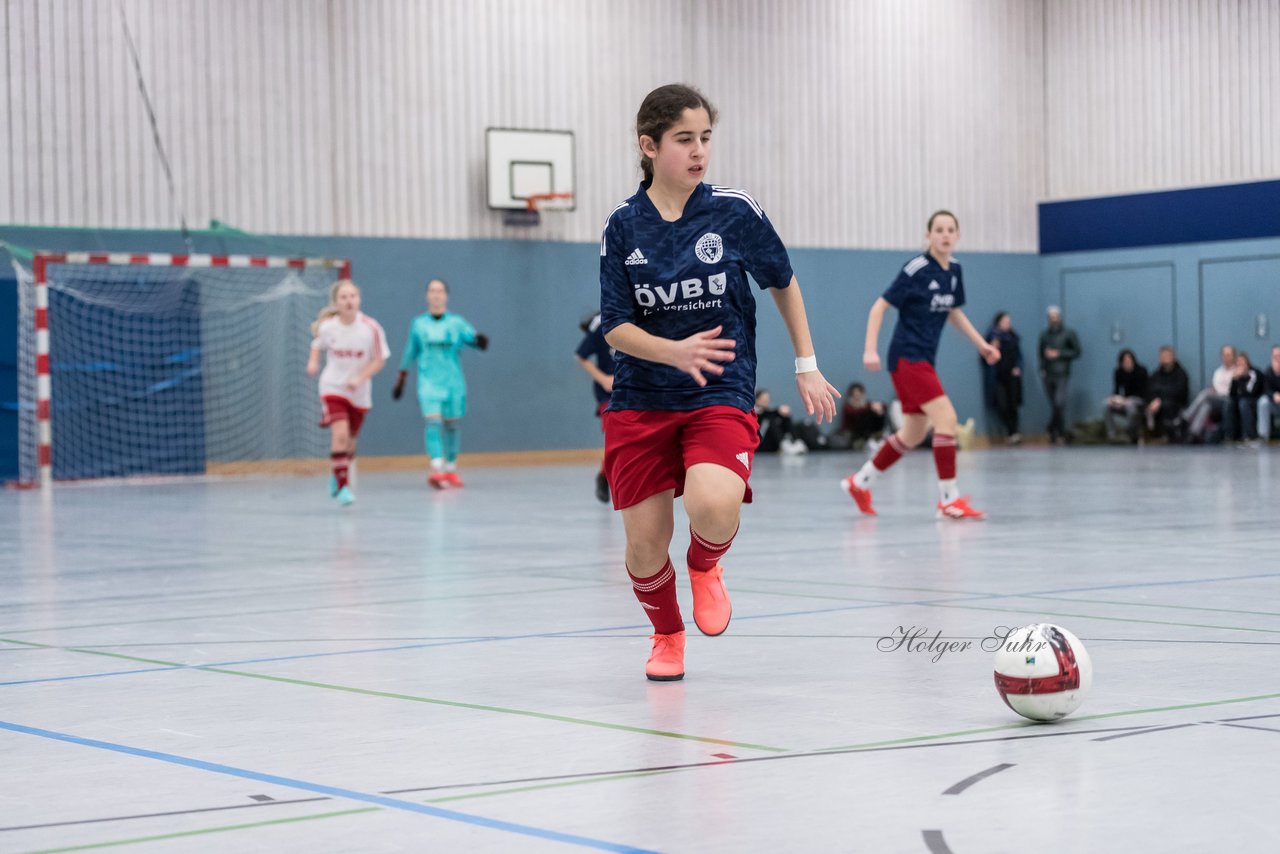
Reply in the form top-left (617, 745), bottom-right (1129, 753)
top-left (694, 233), bottom-right (723, 264)
top-left (708, 272), bottom-right (727, 295)
top-left (951, 275), bottom-right (958, 291)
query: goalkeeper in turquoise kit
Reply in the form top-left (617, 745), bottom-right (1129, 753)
top-left (393, 279), bottom-right (488, 488)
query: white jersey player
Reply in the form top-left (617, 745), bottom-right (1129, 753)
top-left (306, 280), bottom-right (389, 505)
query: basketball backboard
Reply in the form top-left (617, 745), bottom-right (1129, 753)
top-left (485, 128), bottom-right (575, 211)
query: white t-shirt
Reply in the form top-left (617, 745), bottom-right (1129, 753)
top-left (1212, 365), bottom-right (1233, 396)
top-left (313, 312), bottom-right (390, 409)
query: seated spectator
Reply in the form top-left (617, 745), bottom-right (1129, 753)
top-left (1145, 346), bottom-right (1190, 439)
top-left (1182, 344), bottom-right (1235, 442)
top-left (755, 389), bottom-right (805, 455)
top-left (1260, 345), bottom-right (1280, 442)
top-left (1224, 351), bottom-right (1264, 445)
top-left (1103, 348), bottom-right (1148, 443)
top-left (839, 382), bottom-right (888, 448)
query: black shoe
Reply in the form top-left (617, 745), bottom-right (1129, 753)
top-left (595, 472), bottom-right (610, 504)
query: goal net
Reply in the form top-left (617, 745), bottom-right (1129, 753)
top-left (13, 252), bottom-right (351, 486)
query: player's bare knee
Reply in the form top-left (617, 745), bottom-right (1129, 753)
top-left (626, 539), bottom-right (673, 576)
top-left (685, 496), bottom-right (740, 537)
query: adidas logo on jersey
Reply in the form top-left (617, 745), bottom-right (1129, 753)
top-left (625, 248), bottom-right (648, 266)
top-left (929, 280), bottom-right (940, 290)
top-left (736, 452), bottom-right (750, 471)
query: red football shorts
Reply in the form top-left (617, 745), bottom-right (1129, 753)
top-left (603, 405), bottom-right (759, 511)
top-left (890, 359), bottom-right (947, 414)
top-left (320, 395), bottom-right (368, 436)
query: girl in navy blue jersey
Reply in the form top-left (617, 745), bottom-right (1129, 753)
top-left (842, 211), bottom-right (1000, 519)
top-left (600, 84), bottom-right (838, 681)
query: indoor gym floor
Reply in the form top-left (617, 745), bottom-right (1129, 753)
top-left (2, 446), bottom-right (1278, 853)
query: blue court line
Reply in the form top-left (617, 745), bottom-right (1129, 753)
top-left (0, 720), bottom-right (658, 854)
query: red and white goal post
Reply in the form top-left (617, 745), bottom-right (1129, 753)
top-left (14, 251), bottom-right (352, 488)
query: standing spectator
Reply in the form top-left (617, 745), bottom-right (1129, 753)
top-left (1256, 345), bottom-right (1280, 442)
top-left (1223, 351), bottom-right (1264, 445)
top-left (1182, 344), bottom-right (1236, 443)
top-left (1038, 306), bottom-right (1082, 445)
top-left (1145, 345), bottom-right (1190, 439)
top-left (987, 311), bottom-right (1024, 444)
top-left (1103, 349), bottom-right (1148, 444)
top-left (839, 382), bottom-right (888, 449)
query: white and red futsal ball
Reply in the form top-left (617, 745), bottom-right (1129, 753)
top-left (993, 624), bottom-right (1093, 721)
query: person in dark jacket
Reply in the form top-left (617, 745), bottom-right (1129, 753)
top-left (986, 311), bottom-right (1024, 444)
top-left (1260, 345), bottom-right (1280, 441)
top-left (1038, 306), bottom-right (1082, 444)
top-left (1223, 351), bottom-right (1264, 444)
top-left (1103, 349), bottom-right (1148, 443)
top-left (1145, 346), bottom-right (1190, 439)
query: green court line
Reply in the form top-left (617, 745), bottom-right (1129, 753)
top-left (0, 639), bottom-right (788, 753)
top-left (425, 769), bottom-right (681, 804)
top-left (817, 691), bottom-right (1280, 751)
top-left (21, 807), bottom-right (378, 854)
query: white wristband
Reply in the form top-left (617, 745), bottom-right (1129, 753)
top-left (795, 354), bottom-right (818, 374)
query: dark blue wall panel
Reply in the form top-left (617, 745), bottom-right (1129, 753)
top-left (1040, 180), bottom-right (1280, 254)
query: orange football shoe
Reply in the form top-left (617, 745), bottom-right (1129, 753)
top-left (645, 631), bottom-right (686, 681)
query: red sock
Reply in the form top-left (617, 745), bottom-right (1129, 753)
top-left (932, 433), bottom-right (957, 480)
top-left (687, 524), bottom-right (737, 572)
top-left (332, 453), bottom-right (350, 489)
top-left (628, 559), bottom-right (683, 635)
top-left (871, 433), bottom-right (908, 471)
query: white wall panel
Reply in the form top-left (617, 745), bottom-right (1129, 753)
top-left (8, 1), bottom-right (1271, 249)
top-left (7, 0), bottom-right (1044, 249)
top-left (1046, 0), bottom-right (1280, 200)
top-left (691, 0), bottom-right (1046, 251)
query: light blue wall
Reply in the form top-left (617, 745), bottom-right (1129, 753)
top-left (1, 226), bottom-right (1043, 462)
top-left (1041, 236), bottom-right (1280, 424)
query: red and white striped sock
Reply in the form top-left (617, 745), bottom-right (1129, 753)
top-left (331, 453), bottom-right (350, 489)
top-left (854, 433), bottom-right (908, 488)
top-left (933, 433), bottom-right (958, 502)
top-left (628, 559), bottom-right (684, 635)
top-left (687, 524), bottom-right (737, 572)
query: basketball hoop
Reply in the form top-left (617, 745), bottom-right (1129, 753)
top-left (502, 192), bottom-right (575, 227)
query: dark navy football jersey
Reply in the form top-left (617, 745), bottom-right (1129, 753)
top-left (599, 182), bottom-right (794, 412)
top-left (574, 314), bottom-right (615, 404)
top-left (883, 253), bottom-right (966, 369)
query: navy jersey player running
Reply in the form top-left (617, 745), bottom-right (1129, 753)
top-left (600, 84), bottom-right (839, 682)
top-left (842, 210), bottom-right (1000, 519)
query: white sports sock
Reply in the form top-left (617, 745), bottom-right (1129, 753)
top-left (853, 460), bottom-right (879, 490)
top-left (430, 457), bottom-right (445, 472)
top-left (443, 461), bottom-right (457, 473)
top-left (939, 479), bottom-right (959, 504)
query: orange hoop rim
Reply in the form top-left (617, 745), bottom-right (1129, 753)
top-left (524, 192), bottom-right (574, 211)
